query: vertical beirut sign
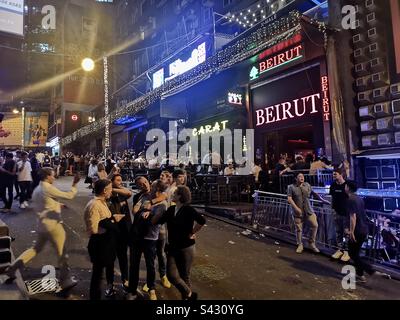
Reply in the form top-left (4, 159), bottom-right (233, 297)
top-left (0, 0), bottom-right (24, 36)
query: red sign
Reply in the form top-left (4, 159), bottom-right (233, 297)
top-left (321, 76), bottom-right (330, 122)
top-left (71, 114), bottom-right (78, 121)
top-left (258, 34), bottom-right (302, 61)
top-left (255, 93), bottom-right (321, 127)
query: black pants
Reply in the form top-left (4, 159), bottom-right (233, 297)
top-left (90, 262), bottom-right (114, 300)
top-left (348, 234), bottom-right (375, 277)
top-left (129, 239), bottom-right (157, 293)
top-left (14, 177), bottom-right (20, 196)
top-left (116, 222), bottom-right (129, 283)
top-left (0, 180), bottom-right (14, 209)
top-left (18, 181), bottom-right (31, 204)
top-left (156, 237), bottom-right (167, 278)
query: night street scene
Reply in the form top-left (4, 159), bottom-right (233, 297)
top-left (1, 0), bottom-right (400, 312)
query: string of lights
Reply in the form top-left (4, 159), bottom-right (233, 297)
top-left (61, 11), bottom-right (327, 146)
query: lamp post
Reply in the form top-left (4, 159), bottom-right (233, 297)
top-left (82, 57), bottom-right (110, 158)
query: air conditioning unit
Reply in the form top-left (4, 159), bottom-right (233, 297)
top-left (354, 48), bottom-right (367, 62)
top-left (378, 133), bottom-right (392, 145)
top-left (392, 99), bottom-right (400, 114)
top-left (367, 27), bottom-right (378, 40)
top-left (376, 117), bottom-right (392, 130)
top-left (395, 131), bottom-right (400, 143)
top-left (359, 105), bottom-right (374, 118)
top-left (371, 72), bottom-right (388, 87)
top-left (365, 0), bottom-right (377, 11)
top-left (372, 87), bottom-right (388, 102)
top-left (366, 12), bottom-right (379, 26)
top-left (355, 62), bottom-right (368, 76)
top-left (353, 34), bottom-right (366, 47)
top-left (358, 91), bottom-right (372, 104)
top-left (373, 102), bottom-right (390, 115)
top-left (362, 135), bottom-right (377, 147)
top-left (391, 83), bottom-right (400, 97)
top-left (361, 120), bottom-right (375, 132)
top-left (394, 116), bottom-right (400, 127)
top-left (370, 57), bottom-right (385, 72)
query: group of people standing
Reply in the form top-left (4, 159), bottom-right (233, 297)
top-left (83, 168), bottom-right (206, 300)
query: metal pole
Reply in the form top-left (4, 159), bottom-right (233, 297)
top-left (103, 56), bottom-right (110, 157)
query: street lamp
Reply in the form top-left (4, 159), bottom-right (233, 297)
top-left (81, 56), bottom-right (110, 158)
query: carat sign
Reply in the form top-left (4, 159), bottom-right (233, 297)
top-left (0, 0), bottom-right (24, 36)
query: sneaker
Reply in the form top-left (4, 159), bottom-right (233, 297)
top-left (23, 201), bottom-right (29, 208)
top-left (142, 283), bottom-right (149, 293)
top-left (310, 245), bottom-right (320, 253)
top-left (331, 250), bottom-right (344, 260)
top-left (122, 281), bottom-right (129, 294)
top-left (19, 203), bottom-right (26, 209)
top-left (149, 289), bottom-right (157, 301)
top-left (105, 285), bottom-right (116, 298)
top-left (126, 293), bottom-right (138, 300)
top-left (161, 275), bottom-right (171, 289)
top-left (340, 251), bottom-right (351, 262)
top-left (296, 244), bottom-right (304, 254)
top-left (356, 275), bottom-right (367, 283)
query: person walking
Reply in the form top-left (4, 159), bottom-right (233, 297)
top-left (330, 167), bottom-right (351, 262)
top-left (17, 151), bottom-right (33, 209)
top-left (84, 179), bottom-right (124, 300)
top-left (287, 172), bottom-right (330, 254)
top-left (152, 185), bottom-right (206, 300)
top-left (6, 168), bottom-right (80, 291)
top-left (0, 152), bottom-right (17, 213)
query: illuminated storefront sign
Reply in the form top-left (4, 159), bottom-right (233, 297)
top-left (250, 44), bottom-right (304, 81)
top-left (321, 76), bottom-right (330, 121)
top-left (167, 42), bottom-right (206, 81)
top-left (228, 92), bottom-right (243, 106)
top-left (255, 93), bottom-right (320, 127)
top-left (152, 42), bottom-right (207, 89)
top-left (153, 68), bottom-right (164, 89)
top-left (192, 120), bottom-right (229, 136)
top-left (71, 114), bottom-right (78, 121)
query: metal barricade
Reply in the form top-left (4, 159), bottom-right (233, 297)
top-left (252, 190), bottom-right (400, 269)
top-left (279, 170), bottom-right (333, 193)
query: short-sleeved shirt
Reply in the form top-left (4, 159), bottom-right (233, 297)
top-left (329, 181), bottom-right (348, 216)
top-left (346, 194), bottom-right (369, 237)
top-left (287, 182), bottom-right (314, 216)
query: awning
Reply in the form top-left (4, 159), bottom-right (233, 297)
top-left (353, 147), bottom-right (400, 160)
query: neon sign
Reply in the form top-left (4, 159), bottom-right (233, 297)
top-left (228, 92), bottom-right (243, 105)
top-left (152, 42), bottom-right (207, 88)
top-left (166, 42), bottom-right (206, 81)
top-left (255, 93), bottom-right (320, 127)
top-left (71, 114), bottom-right (78, 121)
top-left (192, 120), bottom-right (229, 136)
top-left (321, 76), bottom-right (330, 122)
top-left (153, 68), bottom-right (164, 89)
top-left (250, 45), bottom-right (304, 81)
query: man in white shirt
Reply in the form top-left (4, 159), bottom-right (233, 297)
top-left (224, 161), bottom-right (236, 176)
top-left (17, 151), bottom-right (33, 209)
top-left (6, 168), bottom-right (80, 291)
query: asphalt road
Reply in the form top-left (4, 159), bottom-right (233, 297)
top-left (1, 177), bottom-right (400, 300)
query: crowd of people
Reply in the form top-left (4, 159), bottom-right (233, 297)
top-left (2, 148), bottom-right (206, 301)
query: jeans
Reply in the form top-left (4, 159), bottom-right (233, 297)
top-left (334, 213), bottom-right (349, 250)
top-left (167, 245), bottom-right (195, 299)
top-left (0, 180), bottom-right (14, 209)
top-left (293, 213), bottom-right (318, 246)
top-left (156, 237), bottom-right (167, 278)
top-left (348, 234), bottom-right (375, 277)
top-left (90, 262), bottom-right (115, 300)
top-left (129, 239), bottom-right (157, 293)
top-left (18, 181), bottom-right (31, 204)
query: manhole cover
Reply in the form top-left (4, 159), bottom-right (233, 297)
top-left (25, 278), bottom-right (60, 295)
top-left (192, 264), bottom-right (229, 282)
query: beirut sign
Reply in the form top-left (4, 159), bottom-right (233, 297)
top-left (255, 93), bottom-right (321, 127)
top-left (250, 44), bottom-right (304, 81)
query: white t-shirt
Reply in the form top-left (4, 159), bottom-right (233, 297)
top-left (251, 165), bottom-right (262, 182)
top-left (17, 160), bottom-right (33, 182)
top-left (224, 166), bottom-right (236, 176)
